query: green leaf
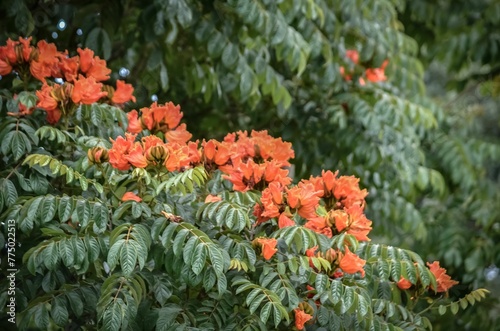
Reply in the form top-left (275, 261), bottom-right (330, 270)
top-left (260, 301), bottom-right (272, 325)
top-left (450, 302), bottom-right (459, 315)
top-left (67, 291), bottom-right (84, 317)
top-left (51, 296), bottom-right (69, 326)
top-left (191, 242), bottom-right (207, 275)
top-left (155, 305), bottom-right (182, 331)
top-left (85, 27), bottom-right (112, 60)
top-left (39, 195), bottom-right (56, 223)
top-left (58, 195), bottom-right (74, 222)
top-left (59, 238), bottom-right (75, 267)
top-left (43, 241), bottom-right (59, 270)
top-left (102, 300), bottom-right (123, 331)
top-left (330, 280), bottom-right (343, 304)
top-left (120, 241), bottom-right (138, 276)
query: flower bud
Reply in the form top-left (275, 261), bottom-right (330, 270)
top-left (298, 302), bottom-right (314, 315)
top-left (14, 44), bottom-right (25, 64)
top-left (88, 147), bottom-right (109, 164)
top-left (324, 248), bottom-right (338, 263)
top-left (146, 145), bottom-right (169, 165)
top-left (49, 83), bottom-right (70, 103)
top-left (101, 84), bottom-right (115, 100)
top-left (29, 47), bottom-right (39, 62)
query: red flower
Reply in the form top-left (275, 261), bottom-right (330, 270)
top-left (165, 123), bottom-right (192, 144)
top-left (203, 140), bottom-right (231, 166)
top-left (346, 50), bottom-right (359, 64)
top-left (109, 133), bottom-right (136, 171)
top-left (397, 277), bottom-right (412, 290)
top-left (0, 57), bottom-right (12, 75)
top-left (127, 110), bottom-right (143, 133)
top-left (339, 246), bottom-right (366, 277)
top-left (71, 75), bottom-right (107, 104)
top-left (427, 261), bottom-right (459, 293)
top-left (85, 57), bottom-right (110, 82)
top-left (36, 84), bottom-right (58, 111)
top-left (330, 206), bottom-right (372, 242)
top-left (0, 38), bottom-right (18, 66)
top-left (77, 48), bottom-right (94, 73)
top-left (126, 143), bottom-right (148, 168)
top-left (30, 40), bottom-right (64, 82)
top-left (77, 48), bottom-right (111, 81)
top-left (35, 84), bottom-right (61, 124)
top-left (365, 60), bottom-right (388, 83)
top-left (286, 182), bottom-right (323, 221)
top-left (278, 212), bottom-right (295, 228)
top-left (186, 141), bottom-right (202, 165)
top-left (333, 175), bottom-right (368, 209)
top-left (164, 143), bottom-right (191, 172)
top-left (122, 192), bottom-right (142, 202)
top-left (254, 237), bottom-right (278, 260)
top-left (294, 308), bottom-right (313, 330)
top-left (112, 80), bottom-right (136, 104)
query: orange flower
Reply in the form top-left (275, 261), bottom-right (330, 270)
top-left (77, 48), bottom-right (94, 73)
top-left (203, 140), bottom-right (231, 166)
top-left (112, 80), bottom-right (136, 104)
top-left (71, 75), bottom-right (107, 104)
top-left (30, 40), bottom-right (63, 82)
top-left (1, 39), bottom-right (18, 64)
top-left (77, 48), bottom-right (111, 81)
top-left (122, 192), bottom-right (142, 202)
top-left (427, 261), bottom-right (459, 293)
top-left (126, 143), bottom-right (148, 168)
top-left (339, 246), bottom-right (366, 277)
top-left (250, 130), bottom-right (295, 166)
top-left (127, 110), bottom-right (143, 133)
top-left (165, 123), bottom-right (192, 144)
top-left (286, 182), bottom-right (323, 221)
top-left (253, 203), bottom-right (270, 226)
top-left (365, 60), bottom-right (388, 83)
top-left (186, 141), bottom-right (202, 165)
top-left (333, 175), bottom-right (368, 209)
top-left (59, 55), bottom-right (79, 81)
top-left (36, 84), bottom-right (58, 111)
top-left (109, 133), bottom-right (136, 171)
top-left (223, 159), bottom-right (265, 192)
top-left (278, 212), bottom-right (295, 228)
top-left (397, 277), bottom-right (412, 290)
top-left (0, 57), bottom-right (12, 75)
top-left (85, 57), bottom-right (111, 82)
top-left (155, 102), bottom-right (183, 129)
top-left (346, 50), bottom-right (359, 64)
top-left (329, 206), bottom-right (372, 242)
top-left (304, 216), bottom-right (332, 238)
top-left (164, 143), bottom-right (191, 172)
top-left (205, 195), bottom-right (222, 203)
top-left (294, 308), bottom-right (312, 330)
top-left (35, 84), bottom-right (62, 124)
top-left (254, 237), bottom-right (278, 260)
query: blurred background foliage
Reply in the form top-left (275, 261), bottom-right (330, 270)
top-left (1, 0), bottom-right (499, 329)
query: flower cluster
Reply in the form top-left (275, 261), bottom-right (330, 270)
top-left (340, 49), bottom-right (388, 85)
top-left (108, 133), bottom-right (197, 172)
top-left (127, 101), bottom-right (189, 141)
top-left (396, 261), bottom-right (459, 293)
top-left (255, 170), bottom-right (371, 240)
top-left (97, 97), bottom-right (459, 330)
top-left (1, 37), bottom-right (135, 123)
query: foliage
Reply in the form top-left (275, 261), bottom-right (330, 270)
top-left (0, 37), bottom-right (487, 330)
top-left (1, 0), bottom-right (500, 329)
